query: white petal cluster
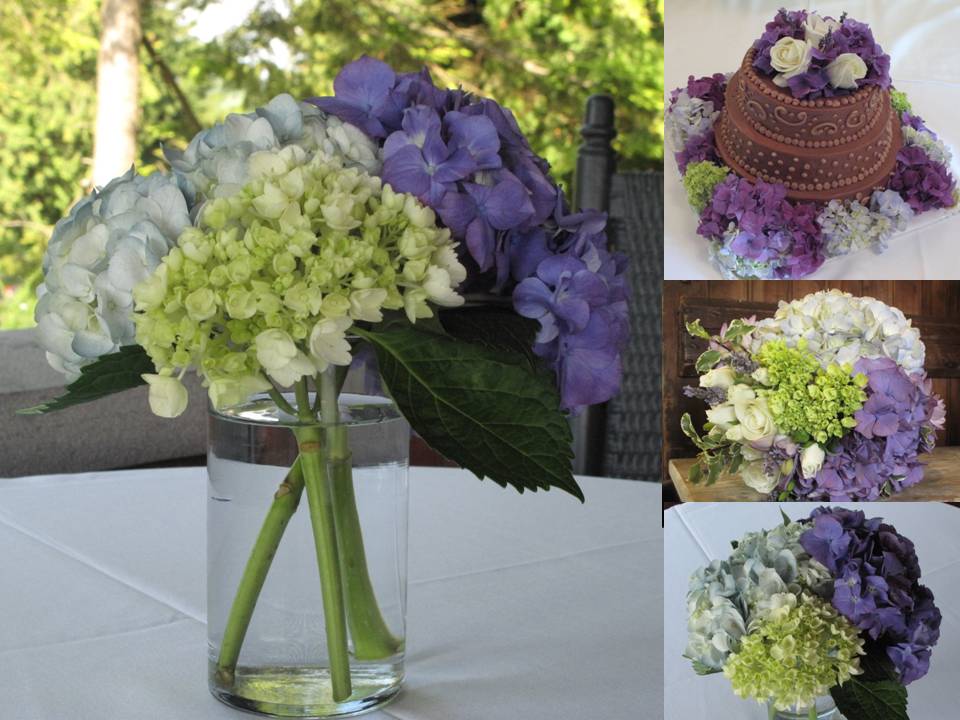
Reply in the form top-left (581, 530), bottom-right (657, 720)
top-left (35, 169), bottom-right (190, 380)
top-left (664, 90), bottom-right (721, 154)
top-left (166, 94), bottom-right (381, 208)
top-left (685, 520), bottom-right (831, 671)
top-left (752, 290), bottom-right (926, 373)
top-left (902, 125), bottom-right (953, 168)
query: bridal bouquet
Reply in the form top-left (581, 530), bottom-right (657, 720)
top-left (21, 56), bottom-right (629, 709)
top-left (681, 291), bottom-right (945, 500)
top-left (685, 507), bottom-right (940, 720)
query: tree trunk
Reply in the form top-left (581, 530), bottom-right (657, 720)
top-left (92, 0), bottom-right (142, 187)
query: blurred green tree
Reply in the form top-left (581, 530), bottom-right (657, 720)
top-left (0, 0), bottom-right (663, 329)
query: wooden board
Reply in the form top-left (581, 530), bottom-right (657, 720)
top-left (668, 446), bottom-right (960, 502)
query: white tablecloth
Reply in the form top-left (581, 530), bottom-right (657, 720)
top-left (0, 467), bottom-right (659, 720)
top-left (664, 0), bottom-right (960, 280)
top-left (664, 502), bottom-right (960, 719)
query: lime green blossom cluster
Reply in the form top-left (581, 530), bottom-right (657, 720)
top-left (683, 161), bottom-right (731, 212)
top-left (133, 145), bottom-right (465, 416)
top-left (756, 340), bottom-right (867, 444)
top-left (723, 595), bottom-right (864, 711)
top-left (890, 89), bottom-right (912, 115)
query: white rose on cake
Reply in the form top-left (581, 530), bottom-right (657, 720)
top-left (803, 13), bottom-right (841, 46)
top-left (770, 37), bottom-right (813, 88)
top-left (827, 53), bottom-right (868, 90)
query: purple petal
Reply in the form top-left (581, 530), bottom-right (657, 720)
top-left (536, 254), bottom-right (587, 286)
top-left (437, 190), bottom-right (477, 236)
top-left (465, 217), bottom-right (496, 271)
top-left (381, 144), bottom-right (430, 197)
top-left (401, 105), bottom-right (443, 150)
top-left (432, 148), bottom-right (476, 184)
top-left (308, 97), bottom-right (385, 138)
top-left (513, 277), bottom-right (553, 319)
top-left (477, 178), bottom-right (535, 230)
top-left (444, 111), bottom-right (502, 169)
top-left (333, 56), bottom-right (395, 114)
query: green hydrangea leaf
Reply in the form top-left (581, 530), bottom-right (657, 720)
top-left (355, 325), bottom-right (582, 501)
top-left (689, 658), bottom-right (722, 676)
top-left (439, 306), bottom-right (540, 371)
top-left (695, 350), bottom-right (722, 373)
top-left (722, 318), bottom-right (755, 343)
top-left (686, 318), bottom-right (711, 340)
top-left (830, 677), bottom-right (908, 720)
top-left (17, 345), bottom-right (155, 415)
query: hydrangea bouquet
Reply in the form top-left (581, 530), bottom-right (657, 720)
top-left (681, 291), bottom-right (945, 500)
top-left (685, 507), bottom-right (940, 720)
top-left (20, 57), bottom-right (629, 708)
top-left (666, 9), bottom-right (958, 279)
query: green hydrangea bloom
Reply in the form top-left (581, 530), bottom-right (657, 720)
top-left (133, 145), bottom-right (465, 413)
top-left (683, 161), bottom-right (731, 212)
top-left (756, 340), bottom-right (867, 444)
top-left (890, 89), bottom-right (912, 114)
top-left (723, 595), bottom-right (864, 710)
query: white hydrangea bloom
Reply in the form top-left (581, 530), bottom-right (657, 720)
top-left (166, 94), bottom-right (381, 209)
top-left (684, 519), bottom-right (832, 671)
top-left (902, 125), bottom-right (953, 168)
top-left (35, 168), bottom-right (190, 380)
top-left (665, 90), bottom-right (720, 154)
top-left (752, 290), bottom-right (926, 373)
top-left (817, 199), bottom-right (895, 257)
top-left (708, 232), bottom-right (779, 280)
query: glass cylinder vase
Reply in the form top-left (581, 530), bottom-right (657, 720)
top-left (206, 381), bottom-right (410, 718)
top-left (767, 695), bottom-right (840, 720)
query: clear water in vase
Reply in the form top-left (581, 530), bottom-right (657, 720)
top-left (207, 392), bottom-right (409, 718)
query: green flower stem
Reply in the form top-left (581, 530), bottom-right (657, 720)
top-left (295, 379), bottom-right (353, 701)
top-left (768, 705), bottom-right (776, 720)
top-left (215, 457), bottom-right (305, 685)
top-left (809, 706), bottom-right (817, 720)
top-left (320, 369), bottom-right (402, 659)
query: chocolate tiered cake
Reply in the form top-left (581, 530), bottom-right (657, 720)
top-left (716, 48), bottom-right (902, 202)
top-left (665, 8), bottom-right (958, 279)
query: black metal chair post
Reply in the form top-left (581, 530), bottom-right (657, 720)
top-left (571, 95), bottom-right (617, 476)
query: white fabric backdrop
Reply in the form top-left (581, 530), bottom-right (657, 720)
top-left (0, 467), bottom-right (659, 720)
top-left (664, 0), bottom-right (960, 280)
top-left (663, 502), bottom-right (960, 719)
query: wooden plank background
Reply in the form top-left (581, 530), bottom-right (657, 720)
top-left (661, 281), bottom-right (960, 481)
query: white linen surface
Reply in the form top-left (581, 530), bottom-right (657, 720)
top-left (664, 502), bottom-right (960, 719)
top-left (664, 0), bottom-right (960, 280)
top-left (0, 467), bottom-right (658, 720)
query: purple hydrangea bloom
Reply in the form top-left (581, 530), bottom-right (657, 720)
top-left (697, 175), bottom-right (825, 278)
top-left (752, 11), bottom-right (891, 99)
top-left (888, 146), bottom-right (957, 212)
top-left (902, 111), bottom-right (933, 136)
top-left (311, 56), bottom-right (630, 410)
top-left (792, 358), bottom-right (942, 501)
top-left (800, 507), bottom-right (941, 685)
top-left (670, 73), bottom-right (728, 110)
top-left (676, 129), bottom-right (720, 173)
top-left (752, 8), bottom-right (808, 75)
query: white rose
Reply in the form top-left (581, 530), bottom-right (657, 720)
top-left (801, 444), bottom-right (826, 479)
top-left (804, 13), bottom-right (841, 46)
top-left (143, 374), bottom-right (188, 418)
top-left (727, 384), bottom-right (756, 405)
top-left (700, 366), bottom-right (736, 389)
top-left (770, 37), bottom-right (813, 87)
top-left (826, 52), bottom-right (868, 90)
top-left (741, 460), bottom-right (779, 494)
top-left (706, 403), bottom-right (738, 428)
top-left (733, 396), bottom-right (777, 444)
